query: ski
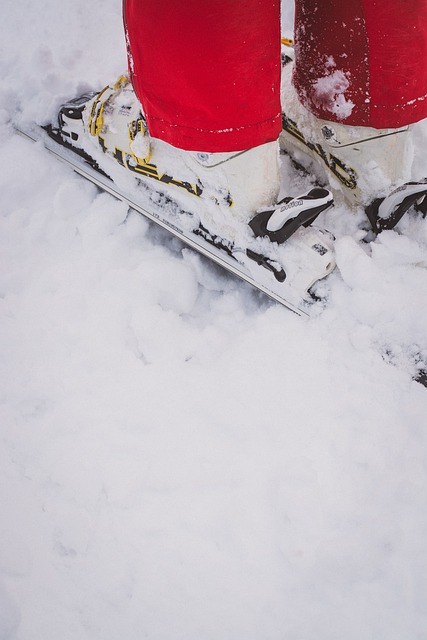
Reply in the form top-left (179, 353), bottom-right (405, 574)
top-left (15, 121), bottom-right (337, 317)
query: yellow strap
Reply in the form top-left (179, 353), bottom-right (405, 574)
top-left (113, 75), bottom-right (129, 91)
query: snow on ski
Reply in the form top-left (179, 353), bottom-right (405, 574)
top-left (15, 121), bottom-right (335, 318)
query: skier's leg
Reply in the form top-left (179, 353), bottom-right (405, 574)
top-left (123, 0), bottom-right (282, 152)
top-left (78, 0), bottom-right (284, 220)
top-left (121, 0), bottom-right (336, 237)
top-left (281, 0), bottom-right (427, 215)
top-left (292, 0), bottom-right (427, 128)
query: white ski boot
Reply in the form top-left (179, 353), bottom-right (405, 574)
top-left (280, 56), bottom-right (427, 230)
top-left (52, 75), bottom-right (280, 233)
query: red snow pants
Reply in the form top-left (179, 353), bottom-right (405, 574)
top-left (292, 0), bottom-right (427, 129)
top-left (123, 0), bottom-right (281, 151)
top-left (123, 0), bottom-right (427, 152)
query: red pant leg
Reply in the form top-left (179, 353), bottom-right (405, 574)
top-left (123, 0), bottom-right (282, 152)
top-left (293, 0), bottom-right (427, 128)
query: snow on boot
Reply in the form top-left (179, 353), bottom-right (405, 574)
top-left (280, 56), bottom-right (413, 213)
top-left (50, 75), bottom-right (280, 235)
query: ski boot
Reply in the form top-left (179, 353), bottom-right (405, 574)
top-left (280, 55), bottom-right (427, 232)
top-left (48, 75), bottom-right (281, 230)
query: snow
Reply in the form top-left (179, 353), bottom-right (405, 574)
top-left (312, 69), bottom-right (355, 120)
top-left (1, 2), bottom-right (427, 640)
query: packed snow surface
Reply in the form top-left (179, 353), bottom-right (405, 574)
top-left (1, 2), bottom-right (427, 639)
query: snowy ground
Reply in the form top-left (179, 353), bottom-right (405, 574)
top-left (1, 3), bottom-right (427, 639)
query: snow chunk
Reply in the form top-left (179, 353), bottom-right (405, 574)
top-left (312, 70), bottom-right (355, 120)
top-left (130, 129), bottom-right (150, 161)
top-left (138, 256), bottom-right (199, 315)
